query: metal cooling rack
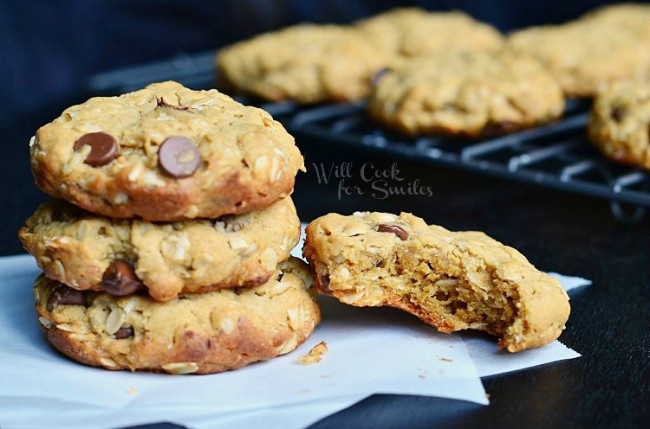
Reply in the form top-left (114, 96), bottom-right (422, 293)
top-left (275, 100), bottom-right (650, 223)
top-left (88, 51), bottom-right (650, 222)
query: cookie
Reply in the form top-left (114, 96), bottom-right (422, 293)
top-left (354, 8), bottom-right (504, 60)
top-left (217, 24), bottom-right (389, 103)
top-left (303, 212), bottom-right (570, 352)
top-left (505, 19), bottom-right (650, 97)
top-left (368, 52), bottom-right (564, 137)
top-left (588, 80), bottom-right (650, 169)
top-left (34, 257), bottom-right (320, 374)
top-left (19, 197), bottom-right (300, 301)
top-left (30, 81), bottom-right (304, 221)
top-left (581, 3), bottom-right (650, 43)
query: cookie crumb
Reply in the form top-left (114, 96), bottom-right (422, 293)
top-left (440, 357), bottom-right (453, 362)
top-left (298, 341), bottom-right (328, 365)
top-left (128, 386), bottom-right (138, 395)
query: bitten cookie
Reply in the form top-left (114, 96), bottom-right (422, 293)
top-left (368, 52), bottom-right (564, 137)
top-left (354, 8), bottom-right (504, 59)
top-left (505, 18), bottom-right (650, 97)
top-left (217, 24), bottom-right (389, 103)
top-left (588, 80), bottom-right (650, 169)
top-left (30, 81), bottom-right (304, 221)
top-left (304, 212), bottom-right (570, 352)
top-left (34, 258), bottom-right (320, 374)
top-left (19, 198), bottom-right (300, 301)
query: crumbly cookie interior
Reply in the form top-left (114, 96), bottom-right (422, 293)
top-left (311, 248), bottom-right (519, 338)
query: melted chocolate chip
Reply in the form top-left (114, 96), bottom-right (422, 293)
top-left (101, 260), bottom-right (143, 296)
top-left (376, 224), bottom-right (409, 240)
top-left (156, 97), bottom-right (190, 111)
top-left (47, 284), bottom-right (87, 311)
top-left (157, 136), bottom-right (201, 178)
top-left (611, 106), bottom-right (625, 122)
top-left (73, 132), bottom-right (119, 167)
top-left (113, 326), bottom-right (134, 339)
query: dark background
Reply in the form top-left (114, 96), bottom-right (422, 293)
top-left (0, 0), bottom-right (634, 121)
top-left (1, 2), bottom-right (648, 428)
top-left (0, 0), bottom-right (642, 257)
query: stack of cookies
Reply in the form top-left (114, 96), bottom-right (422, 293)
top-left (18, 81), bottom-right (321, 374)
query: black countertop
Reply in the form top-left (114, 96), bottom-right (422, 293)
top-left (2, 93), bottom-right (648, 429)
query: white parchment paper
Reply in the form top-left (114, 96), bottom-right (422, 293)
top-left (0, 252), bottom-right (587, 429)
top-left (0, 255), bottom-right (485, 429)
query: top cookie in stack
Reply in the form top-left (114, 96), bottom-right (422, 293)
top-left (30, 81), bottom-right (304, 221)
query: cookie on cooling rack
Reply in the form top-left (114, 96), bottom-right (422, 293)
top-left (217, 24), bottom-right (389, 103)
top-left (354, 7), bottom-right (504, 59)
top-left (368, 51), bottom-right (564, 137)
top-left (505, 16), bottom-right (650, 97)
top-left (588, 80), bottom-right (650, 169)
top-left (30, 81), bottom-right (304, 221)
top-left (304, 211), bottom-right (570, 352)
top-left (581, 3), bottom-right (650, 44)
top-left (34, 257), bottom-right (320, 374)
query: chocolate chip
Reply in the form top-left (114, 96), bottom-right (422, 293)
top-left (101, 260), bottom-right (143, 296)
top-left (73, 132), bottom-right (119, 167)
top-left (376, 224), bottom-right (409, 240)
top-left (46, 284), bottom-right (87, 311)
top-left (481, 121), bottom-right (518, 137)
top-left (611, 106), bottom-right (625, 122)
top-left (156, 96), bottom-right (189, 111)
top-left (157, 136), bottom-right (201, 178)
top-left (113, 326), bottom-right (134, 339)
